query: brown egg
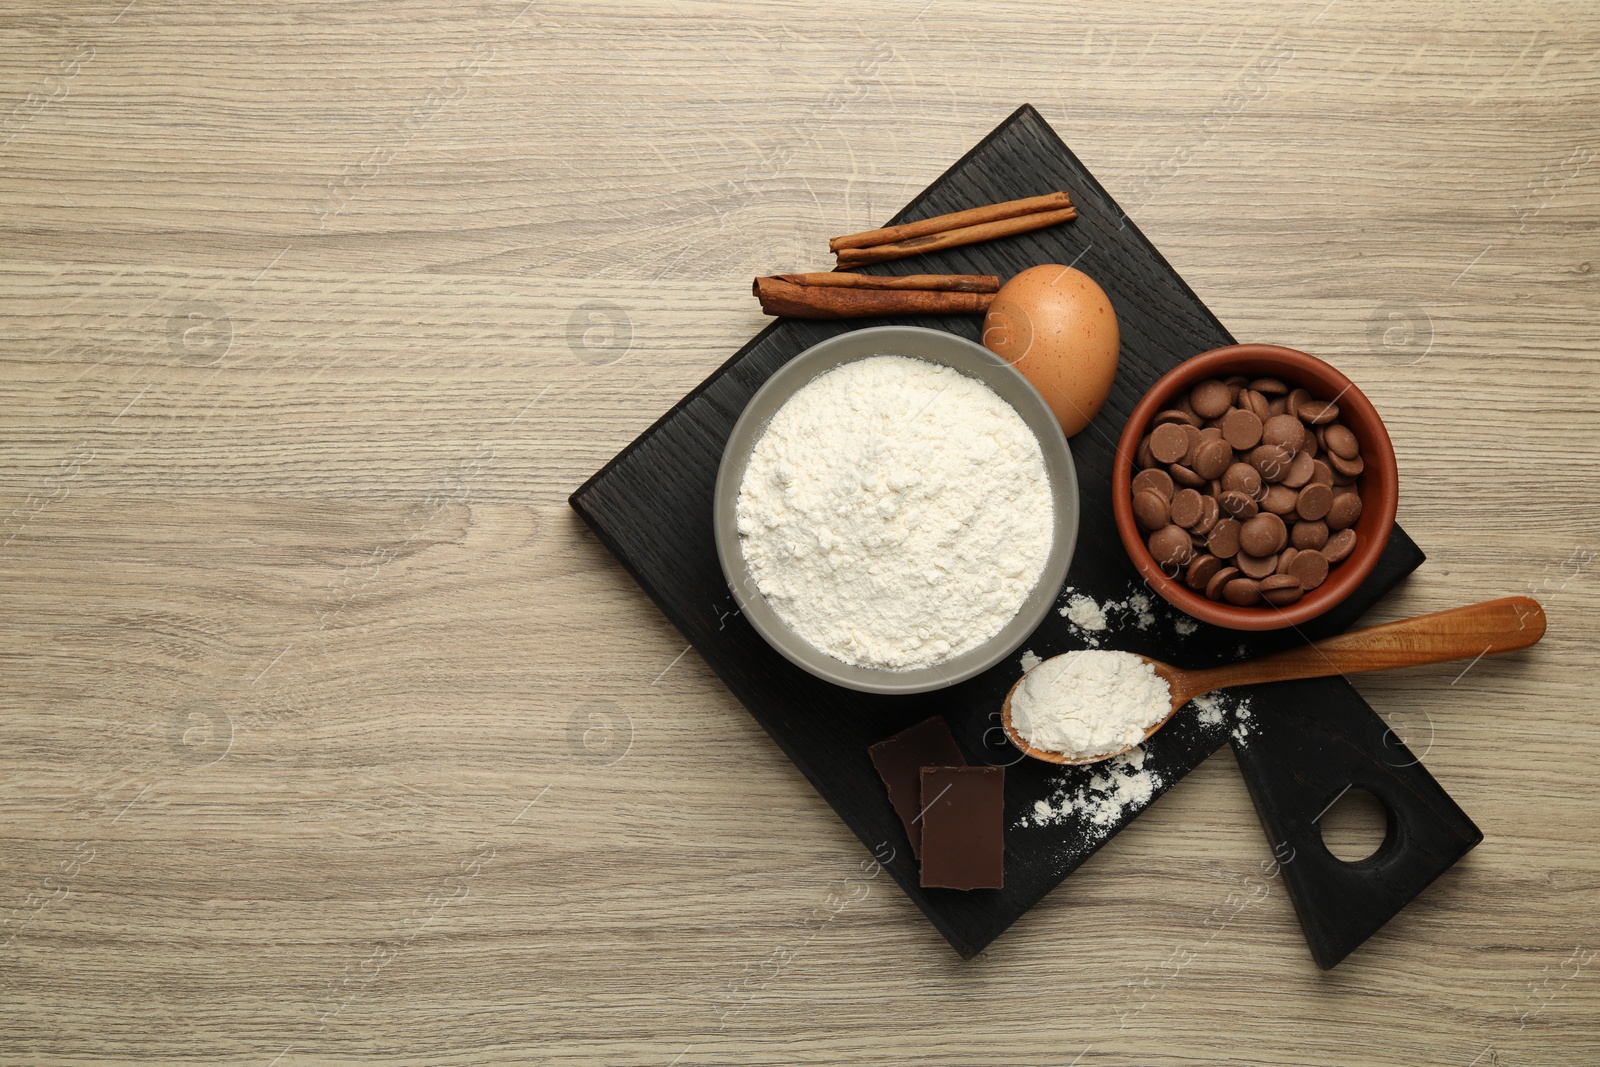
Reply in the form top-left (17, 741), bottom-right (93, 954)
top-left (982, 265), bottom-right (1120, 437)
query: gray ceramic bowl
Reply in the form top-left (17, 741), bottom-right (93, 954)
top-left (712, 325), bottom-right (1078, 695)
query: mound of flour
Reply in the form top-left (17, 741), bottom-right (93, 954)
top-left (736, 354), bottom-right (1052, 670)
top-left (1008, 650), bottom-right (1173, 761)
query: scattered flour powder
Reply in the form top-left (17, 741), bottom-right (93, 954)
top-left (1027, 746), bottom-right (1161, 831)
top-left (1231, 702), bottom-right (1257, 743)
top-left (1190, 689), bottom-right (1257, 739)
top-left (1008, 650), bottom-right (1173, 762)
top-left (1062, 594), bottom-right (1107, 634)
top-left (736, 355), bottom-right (1052, 670)
top-left (1056, 585), bottom-right (1158, 645)
top-left (1194, 692), bottom-right (1229, 726)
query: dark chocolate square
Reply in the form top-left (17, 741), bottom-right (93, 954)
top-left (919, 766), bottom-right (1005, 890)
top-left (869, 716), bottom-right (968, 859)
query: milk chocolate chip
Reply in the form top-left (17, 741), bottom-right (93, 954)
top-left (1206, 565), bottom-right (1240, 601)
top-left (1221, 462), bottom-right (1263, 499)
top-left (1298, 399), bottom-right (1339, 424)
top-left (1192, 437), bottom-right (1233, 480)
top-left (1281, 450), bottom-right (1315, 489)
top-left (1223, 577), bottom-right (1262, 605)
top-left (1169, 462), bottom-right (1206, 488)
top-left (1260, 574), bottom-right (1304, 606)
top-left (1155, 408), bottom-right (1199, 428)
top-left (1218, 490), bottom-right (1258, 520)
top-left (1150, 422), bottom-right (1189, 464)
top-left (1291, 519), bottom-right (1329, 550)
top-left (1186, 553), bottom-right (1223, 590)
top-left (1262, 484), bottom-right (1299, 516)
top-left (1132, 468), bottom-right (1174, 501)
top-left (1249, 444), bottom-right (1292, 483)
top-left (1206, 518), bottom-right (1242, 559)
top-left (1170, 488), bottom-right (1204, 528)
top-left (1300, 423), bottom-right (1319, 456)
top-left (1329, 450), bottom-right (1365, 478)
top-left (1237, 551), bottom-right (1278, 579)
top-left (1285, 387), bottom-right (1312, 419)
top-left (1261, 414), bottom-right (1304, 451)
top-left (1149, 524), bottom-right (1195, 568)
top-left (1221, 409), bottom-right (1263, 450)
top-left (1323, 528), bottom-right (1358, 563)
top-left (1133, 490), bottom-right (1170, 531)
top-left (1243, 389), bottom-right (1272, 421)
top-left (1181, 423), bottom-right (1204, 465)
top-left (1326, 491), bottom-right (1363, 531)
top-left (1240, 513), bottom-right (1287, 557)
top-left (1287, 548), bottom-right (1330, 590)
top-left (1295, 483), bottom-right (1333, 522)
top-left (1190, 379), bottom-right (1234, 419)
top-left (1324, 423), bottom-right (1359, 460)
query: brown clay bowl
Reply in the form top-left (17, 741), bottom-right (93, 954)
top-left (1111, 343), bottom-right (1399, 631)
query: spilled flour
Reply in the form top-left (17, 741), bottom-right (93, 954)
top-left (1195, 690), bottom-right (1257, 741)
top-left (1232, 702), bottom-right (1256, 743)
top-left (1024, 747), bottom-right (1161, 831)
top-left (1061, 594), bottom-right (1108, 634)
top-left (1195, 692), bottom-right (1229, 726)
top-left (1055, 585), bottom-right (1160, 646)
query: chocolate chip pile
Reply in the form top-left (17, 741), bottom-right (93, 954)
top-left (1131, 375), bottom-right (1364, 607)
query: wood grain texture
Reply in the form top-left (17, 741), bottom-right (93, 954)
top-left (2, 1), bottom-right (1597, 1064)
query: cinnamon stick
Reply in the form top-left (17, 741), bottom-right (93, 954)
top-left (775, 272), bottom-right (1000, 293)
top-left (835, 206), bottom-right (1079, 268)
top-left (828, 191), bottom-right (1075, 253)
top-left (753, 276), bottom-right (995, 319)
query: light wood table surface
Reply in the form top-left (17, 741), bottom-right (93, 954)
top-left (4, 2), bottom-right (1597, 1064)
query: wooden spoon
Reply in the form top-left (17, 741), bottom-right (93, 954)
top-left (1002, 595), bottom-right (1547, 765)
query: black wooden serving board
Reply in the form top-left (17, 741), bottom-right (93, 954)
top-left (570, 105), bottom-right (1480, 964)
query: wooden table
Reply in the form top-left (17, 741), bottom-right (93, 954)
top-left (4, 3), bottom-right (1596, 1063)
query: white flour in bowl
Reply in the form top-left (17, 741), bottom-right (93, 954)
top-left (735, 354), bottom-right (1052, 670)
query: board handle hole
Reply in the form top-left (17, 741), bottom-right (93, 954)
top-left (1317, 786), bottom-right (1392, 863)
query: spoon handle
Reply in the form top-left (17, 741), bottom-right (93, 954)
top-left (1184, 595), bottom-right (1547, 697)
